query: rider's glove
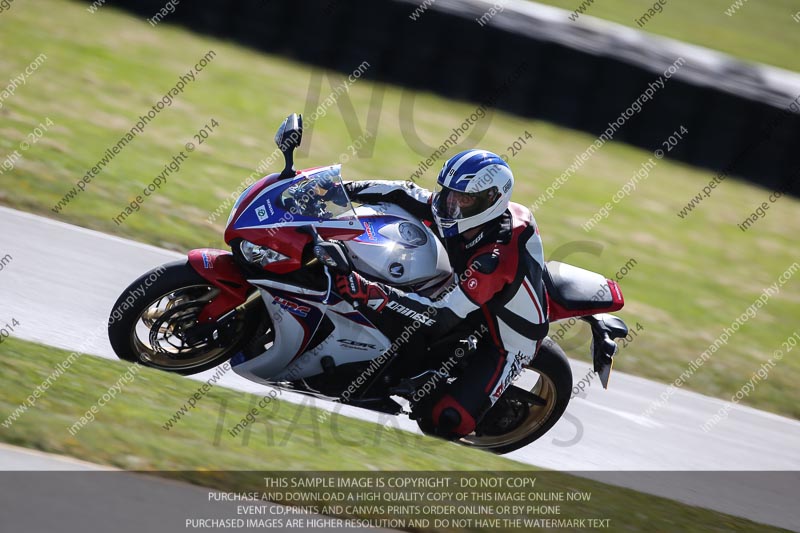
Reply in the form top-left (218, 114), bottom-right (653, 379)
top-left (334, 271), bottom-right (388, 312)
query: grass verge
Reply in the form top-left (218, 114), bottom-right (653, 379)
top-left (0, 337), bottom-right (787, 532)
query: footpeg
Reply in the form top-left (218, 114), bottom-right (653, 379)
top-left (320, 356), bottom-right (336, 376)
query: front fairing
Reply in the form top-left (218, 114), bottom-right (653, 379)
top-left (223, 165), bottom-right (365, 273)
top-left (225, 165), bottom-right (360, 238)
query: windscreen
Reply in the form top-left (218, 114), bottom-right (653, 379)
top-left (280, 166), bottom-right (356, 221)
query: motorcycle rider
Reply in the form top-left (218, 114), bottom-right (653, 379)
top-left (333, 149), bottom-right (549, 440)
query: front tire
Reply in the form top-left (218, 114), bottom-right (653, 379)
top-left (108, 260), bottom-right (260, 375)
top-left (453, 337), bottom-right (573, 454)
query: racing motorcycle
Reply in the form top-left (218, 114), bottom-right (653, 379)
top-left (109, 114), bottom-right (628, 454)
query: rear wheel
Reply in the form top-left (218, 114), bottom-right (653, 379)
top-left (455, 337), bottom-right (572, 454)
top-left (108, 260), bottom-right (262, 375)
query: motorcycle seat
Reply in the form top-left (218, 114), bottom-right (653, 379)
top-left (543, 261), bottom-right (614, 311)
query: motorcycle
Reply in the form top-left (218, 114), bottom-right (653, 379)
top-left (108, 113), bottom-right (628, 454)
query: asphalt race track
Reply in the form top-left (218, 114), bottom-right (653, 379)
top-left (1, 206), bottom-right (798, 530)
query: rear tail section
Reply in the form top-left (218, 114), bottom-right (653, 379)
top-left (544, 261), bottom-right (624, 321)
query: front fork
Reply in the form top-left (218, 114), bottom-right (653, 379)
top-left (187, 248), bottom-right (253, 321)
top-left (184, 248), bottom-right (265, 348)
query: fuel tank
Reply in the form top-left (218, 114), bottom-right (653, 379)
top-left (344, 203), bottom-right (452, 293)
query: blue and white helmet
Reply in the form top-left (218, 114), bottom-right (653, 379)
top-left (431, 149), bottom-right (514, 238)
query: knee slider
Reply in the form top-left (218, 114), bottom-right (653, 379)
top-left (438, 407), bottom-right (462, 434)
top-left (432, 395), bottom-right (476, 438)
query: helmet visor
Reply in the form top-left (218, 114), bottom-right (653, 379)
top-left (434, 185), bottom-right (497, 220)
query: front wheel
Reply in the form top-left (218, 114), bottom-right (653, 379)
top-left (453, 337), bottom-right (573, 454)
top-left (108, 260), bottom-right (262, 375)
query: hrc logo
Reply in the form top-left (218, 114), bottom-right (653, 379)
top-left (272, 296), bottom-right (311, 317)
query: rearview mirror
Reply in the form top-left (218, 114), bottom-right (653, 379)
top-left (274, 113), bottom-right (303, 152)
top-left (275, 113), bottom-right (302, 179)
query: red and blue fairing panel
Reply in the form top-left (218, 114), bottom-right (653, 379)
top-left (188, 165), bottom-right (386, 326)
top-left (267, 286), bottom-right (328, 364)
top-left (351, 215), bottom-right (427, 248)
top-left (223, 165), bottom-right (364, 274)
top-left (187, 249), bottom-right (252, 322)
top-left (232, 280), bottom-right (389, 381)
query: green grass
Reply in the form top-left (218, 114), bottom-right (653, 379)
top-left (0, 337), bottom-right (476, 471)
top-left (1, 0), bottom-right (799, 420)
top-left (0, 337), bottom-right (787, 533)
top-left (532, 0), bottom-right (800, 72)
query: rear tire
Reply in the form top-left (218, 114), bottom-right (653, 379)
top-left (108, 260), bottom-right (260, 375)
top-left (453, 337), bottom-right (573, 454)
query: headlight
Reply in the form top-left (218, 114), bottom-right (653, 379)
top-left (240, 240), bottom-right (290, 267)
